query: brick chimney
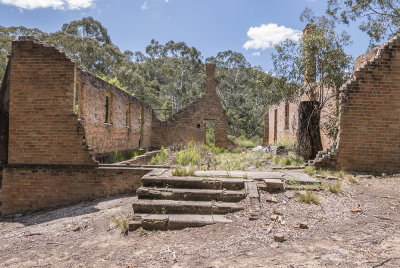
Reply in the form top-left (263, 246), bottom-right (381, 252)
top-left (205, 63), bottom-right (219, 96)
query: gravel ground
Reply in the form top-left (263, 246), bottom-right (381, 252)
top-left (1, 174), bottom-right (400, 267)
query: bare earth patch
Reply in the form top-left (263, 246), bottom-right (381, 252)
top-left (1, 175), bottom-right (400, 267)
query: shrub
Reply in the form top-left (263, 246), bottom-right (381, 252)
top-left (298, 191), bottom-right (320, 204)
top-left (176, 140), bottom-right (201, 166)
top-left (328, 182), bottom-right (342, 194)
top-left (232, 147), bottom-right (242, 154)
top-left (230, 135), bottom-right (257, 148)
top-left (281, 157), bottom-right (292, 166)
top-left (274, 156), bottom-right (281, 165)
top-left (171, 165), bottom-right (196, 176)
top-left (255, 161), bottom-right (262, 168)
top-left (348, 176), bottom-right (357, 184)
top-left (150, 146), bottom-right (169, 165)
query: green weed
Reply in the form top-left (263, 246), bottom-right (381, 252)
top-left (171, 165), bottom-right (196, 176)
top-left (298, 191), bottom-right (320, 204)
top-left (328, 182), bottom-right (342, 194)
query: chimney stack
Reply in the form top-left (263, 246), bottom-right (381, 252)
top-left (205, 63), bottom-right (219, 96)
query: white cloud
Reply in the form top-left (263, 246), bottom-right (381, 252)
top-left (164, 0), bottom-right (169, 2)
top-left (243, 23), bottom-right (301, 50)
top-left (251, 52), bottom-right (261, 57)
top-left (141, 0), bottom-right (148, 10)
top-left (0, 0), bottom-right (95, 10)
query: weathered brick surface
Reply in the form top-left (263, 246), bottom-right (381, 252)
top-left (1, 165), bottom-right (151, 214)
top-left (264, 97), bottom-right (333, 150)
top-left (333, 35), bottom-right (400, 172)
top-left (151, 64), bottom-right (230, 148)
top-left (7, 38), bottom-right (95, 165)
top-left (76, 69), bottom-right (153, 156)
top-left (0, 62), bottom-right (9, 163)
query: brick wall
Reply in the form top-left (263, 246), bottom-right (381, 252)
top-left (0, 62), bottom-right (9, 163)
top-left (264, 98), bottom-right (334, 150)
top-left (1, 165), bottom-right (151, 214)
top-left (264, 101), bottom-right (298, 146)
top-left (7, 38), bottom-right (95, 165)
top-left (151, 64), bottom-right (230, 148)
top-left (333, 35), bottom-right (400, 172)
top-left (76, 69), bottom-right (153, 157)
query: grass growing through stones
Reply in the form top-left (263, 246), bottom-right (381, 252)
top-left (171, 165), bottom-right (196, 176)
top-left (328, 182), bottom-right (342, 194)
top-left (348, 176), bottom-right (358, 184)
top-left (304, 166), bottom-right (317, 176)
top-left (298, 191), bottom-right (321, 204)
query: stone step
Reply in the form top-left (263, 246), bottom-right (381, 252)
top-left (137, 186), bottom-right (246, 202)
top-left (142, 176), bottom-right (245, 190)
top-left (134, 214), bottom-right (232, 230)
top-left (132, 199), bottom-right (244, 215)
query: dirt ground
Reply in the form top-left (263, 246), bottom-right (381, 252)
top-left (1, 174), bottom-right (400, 268)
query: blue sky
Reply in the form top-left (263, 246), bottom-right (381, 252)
top-left (0, 0), bottom-right (371, 71)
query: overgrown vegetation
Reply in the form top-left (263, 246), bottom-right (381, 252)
top-left (111, 216), bottom-right (128, 234)
top-left (273, 137), bottom-right (297, 151)
top-left (107, 150), bottom-right (143, 164)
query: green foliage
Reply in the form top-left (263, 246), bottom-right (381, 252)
top-left (255, 161), bottom-right (262, 168)
top-left (229, 135), bottom-right (257, 148)
top-left (274, 137), bottom-right (297, 151)
top-left (326, 0), bottom-right (400, 44)
top-left (328, 181), bottom-right (342, 194)
top-left (176, 140), bottom-right (201, 166)
top-left (98, 76), bottom-right (129, 92)
top-left (304, 166), bottom-right (317, 176)
top-left (298, 191), bottom-right (321, 204)
top-left (111, 216), bottom-right (128, 234)
top-left (171, 165), bottom-right (196, 176)
top-left (205, 121), bottom-right (215, 147)
top-left (150, 146), bottom-right (169, 165)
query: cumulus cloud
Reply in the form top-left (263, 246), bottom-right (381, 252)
top-left (243, 23), bottom-right (301, 50)
top-left (0, 0), bottom-right (95, 10)
top-left (251, 52), bottom-right (261, 57)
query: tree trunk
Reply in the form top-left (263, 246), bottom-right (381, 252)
top-left (296, 101), bottom-right (322, 160)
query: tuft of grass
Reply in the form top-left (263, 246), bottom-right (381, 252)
top-left (139, 230), bottom-right (148, 237)
top-left (304, 166), bottom-right (317, 176)
top-left (281, 157), bottom-right (292, 166)
top-left (255, 161), bottom-right (263, 168)
top-left (243, 173), bottom-right (249, 179)
top-left (334, 170), bottom-right (347, 179)
top-left (176, 140), bottom-right (201, 166)
top-left (298, 191), bottom-right (320, 204)
top-left (232, 147), bottom-right (242, 154)
top-left (228, 135), bottom-right (258, 148)
top-left (328, 182), bottom-right (342, 194)
top-left (150, 146), bottom-right (169, 165)
top-left (348, 176), bottom-right (357, 184)
top-left (111, 216), bottom-right (128, 234)
top-left (273, 208), bottom-right (282, 215)
top-left (274, 156), bottom-right (281, 165)
top-left (171, 165), bottom-right (196, 176)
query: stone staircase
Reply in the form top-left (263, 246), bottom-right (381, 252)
top-left (131, 169), bottom-right (247, 230)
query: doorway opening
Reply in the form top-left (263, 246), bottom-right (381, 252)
top-left (204, 120), bottom-right (215, 146)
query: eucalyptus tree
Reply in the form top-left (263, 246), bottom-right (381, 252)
top-left (327, 0), bottom-right (400, 44)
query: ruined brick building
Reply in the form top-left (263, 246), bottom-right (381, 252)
top-left (0, 37), bottom-right (229, 214)
top-left (265, 34), bottom-right (400, 172)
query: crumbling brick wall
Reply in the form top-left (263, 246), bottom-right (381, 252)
top-left (264, 101), bottom-right (299, 146)
top-left (264, 97), bottom-right (334, 150)
top-left (325, 35), bottom-right (400, 172)
top-left (7, 37), bottom-right (95, 165)
top-left (76, 69), bottom-right (153, 159)
top-left (151, 64), bottom-right (230, 148)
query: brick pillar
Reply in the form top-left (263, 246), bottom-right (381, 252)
top-left (262, 112), bottom-right (269, 146)
top-left (205, 64), bottom-right (219, 96)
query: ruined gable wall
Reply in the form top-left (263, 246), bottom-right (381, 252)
top-left (151, 64), bottom-right (229, 148)
top-left (76, 69), bottom-right (153, 157)
top-left (334, 36), bottom-right (400, 172)
top-left (7, 38), bottom-right (95, 165)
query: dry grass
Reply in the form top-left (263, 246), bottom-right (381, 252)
top-left (172, 166), bottom-right (196, 176)
top-left (328, 182), bottom-right (342, 194)
top-left (298, 191), bottom-right (321, 204)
